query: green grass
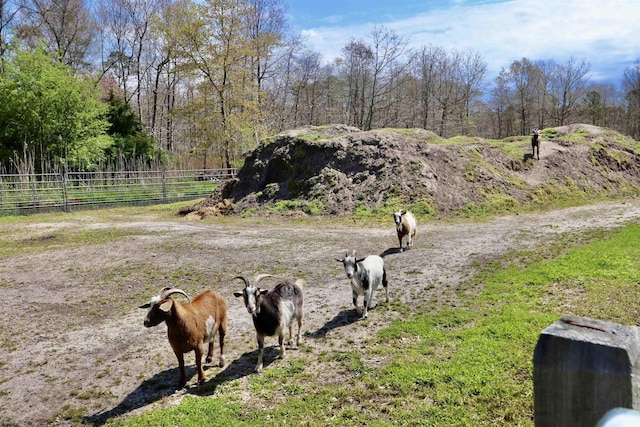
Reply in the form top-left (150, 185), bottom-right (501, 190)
top-left (108, 215), bottom-right (640, 426)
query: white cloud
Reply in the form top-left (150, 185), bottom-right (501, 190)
top-left (297, 0), bottom-right (640, 83)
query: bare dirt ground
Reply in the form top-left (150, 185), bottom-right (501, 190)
top-left (2, 199), bottom-right (640, 426)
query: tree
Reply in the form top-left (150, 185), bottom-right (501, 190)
top-left (104, 91), bottom-right (156, 163)
top-left (508, 58), bottom-right (542, 135)
top-left (340, 39), bottom-right (373, 129)
top-left (18, 0), bottom-right (97, 70)
top-left (548, 57), bottom-right (591, 126)
top-left (0, 0), bottom-right (20, 68)
top-left (0, 46), bottom-right (112, 172)
top-left (362, 26), bottom-right (409, 131)
top-left (623, 60), bottom-right (640, 139)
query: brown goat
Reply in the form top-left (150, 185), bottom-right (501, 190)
top-left (139, 287), bottom-right (227, 388)
top-left (531, 129), bottom-right (541, 160)
top-left (392, 210), bottom-right (417, 252)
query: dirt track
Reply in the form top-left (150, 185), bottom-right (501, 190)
top-left (2, 199), bottom-right (640, 426)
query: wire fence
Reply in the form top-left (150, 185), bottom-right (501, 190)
top-left (0, 168), bottom-right (237, 215)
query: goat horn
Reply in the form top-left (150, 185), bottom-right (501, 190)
top-left (160, 288), bottom-right (191, 303)
top-left (232, 276), bottom-right (250, 287)
top-left (254, 274), bottom-right (274, 284)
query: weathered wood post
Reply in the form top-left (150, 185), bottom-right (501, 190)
top-left (533, 315), bottom-right (640, 427)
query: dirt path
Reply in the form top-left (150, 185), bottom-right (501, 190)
top-left (2, 200), bottom-right (640, 426)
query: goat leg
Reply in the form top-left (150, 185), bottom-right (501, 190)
top-left (195, 346), bottom-right (206, 385)
top-left (176, 352), bottom-right (186, 388)
top-left (205, 342), bottom-right (214, 364)
top-left (255, 334), bottom-right (265, 372)
top-left (218, 330), bottom-right (226, 367)
top-left (279, 334), bottom-right (286, 358)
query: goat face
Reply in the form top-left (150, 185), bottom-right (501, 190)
top-left (234, 285), bottom-right (268, 316)
top-left (138, 296), bottom-right (173, 327)
top-left (392, 211), bottom-right (405, 226)
top-left (335, 251), bottom-right (364, 279)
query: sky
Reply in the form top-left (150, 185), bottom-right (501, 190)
top-left (285, 0), bottom-right (640, 86)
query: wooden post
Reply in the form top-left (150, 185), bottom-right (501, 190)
top-left (533, 315), bottom-right (640, 427)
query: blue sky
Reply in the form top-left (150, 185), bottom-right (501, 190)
top-left (286, 0), bottom-right (640, 85)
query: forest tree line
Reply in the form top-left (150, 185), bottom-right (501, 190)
top-left (1, 0), bottom-right (639, 173)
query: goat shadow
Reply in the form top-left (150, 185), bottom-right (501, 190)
top-left (306, 308), bottom-right (371, 339)
top-left (83, 347), bottom-right (283, 426)
top-left (83, 366), bottom-right (194, 426)
top-left (379, 247), bottom-right (403, 258)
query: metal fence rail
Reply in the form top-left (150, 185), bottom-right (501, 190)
top-left (0, 168), bottom-right (237, 215)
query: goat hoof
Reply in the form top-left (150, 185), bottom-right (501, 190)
top-left (205, 356), bottom-right (213, 364)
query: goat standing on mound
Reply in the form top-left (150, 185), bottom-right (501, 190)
top-left (531, 129), bottom-right (541, 160)
top-left (335, 250), bottom-right (389, 319)
top-left (233, 275), bottom-right (304, 372)
top-left (393, 210), bottom-right (417, 252)
top-left (139, 287), bottom-right (227, 388)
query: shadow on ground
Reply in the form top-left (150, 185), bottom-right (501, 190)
top-left (83, 348), bottom-right (278, 426)
top-left (305, 309), bottom-right (363, 339)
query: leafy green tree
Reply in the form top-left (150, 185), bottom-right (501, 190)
top-left (104, 91), bottom-right (157, 163)
top-left (0, 45), bottom-right (113, 172)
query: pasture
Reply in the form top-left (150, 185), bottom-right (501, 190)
top-left (1, 199), bottom-right (640, 426)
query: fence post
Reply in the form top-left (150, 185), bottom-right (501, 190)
top-left (533, 315), bottom-right (640, 426)
top-left (161, 169), bottom-right (167, 203)
top-left (61, 166), bottom-right (69, 213)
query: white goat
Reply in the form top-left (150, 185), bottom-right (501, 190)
top-left (139, 287), bottom-right (227, 388)
top-left (392, 210), bottom-right (417, 252)
top-left (335, 250), bottom-right (389, 319)
top-left (233, 274), bottom-right (304, 372)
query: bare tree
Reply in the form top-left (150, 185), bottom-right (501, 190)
top-left (507, 58), bottom-right (543, 135)
top-left (362, 26), bottom-right (409, 131)
top-left (413, 45), bottom-right (445, 131)
top-left (548, 56), bottom-right (591, 126)
top-left (623, 60), bottom-right (640, 138)
top-left (457, 49), bottom-right (487, 135)
top-left (246, 0), bottom-right (287, 94)
top-left (0, 0), bottom-right (21, 68)
top-left (340, 39), bottom-right (373, 129)
top-left (18, 0), bottom-right (96, 70)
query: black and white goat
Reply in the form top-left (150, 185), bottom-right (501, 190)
top-left (139, 287), bottom-right (227, 388)
top-left (531, 129), bottom-right (541, 160)
top-left (392, 210), bottom-right (417, 252)
top-left (233, 274), bottom-right (304, 372)
top-left (335, 250), bottom-right (389, 319)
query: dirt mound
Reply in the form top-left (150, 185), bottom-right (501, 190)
top-left (182, 124), bottom-right (640, 216)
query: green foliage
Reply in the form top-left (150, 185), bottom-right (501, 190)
top-left (354, 197), bottom-right (437, 220)
top-left (0, 46), bottom-right (113, 171)
top-left (268, 199), bottom-right (325, 215)
top-left (104, 93), bottom-right (157, 163)
top-left (458, 188), bottom-right (521, 218)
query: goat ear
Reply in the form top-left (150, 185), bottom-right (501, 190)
top-left (233, 292), bottom-right (243, 298)
top-left (259, 289), bottom-right (269, 295)
top-left (355, 257), bottom-right (366, 263)
top-left (138, 303), bottom-right (150, 309)
top-left (335, 257), bottom-right (344, 262)
top-left (159, 300), bottom-right (173, 313)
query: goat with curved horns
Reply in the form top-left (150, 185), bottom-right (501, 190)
top-left (139, 287), bottom-right (227, 388)
top-left (233, 274), bottom-right (304, 372)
